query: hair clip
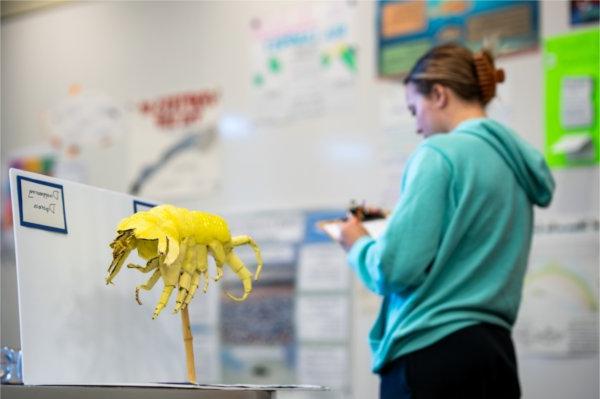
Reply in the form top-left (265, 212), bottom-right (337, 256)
top-left (473, 51), bottom-right (504, 104)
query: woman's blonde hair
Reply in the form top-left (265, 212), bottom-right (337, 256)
top-left (403, 43), bottom-right (505, 106)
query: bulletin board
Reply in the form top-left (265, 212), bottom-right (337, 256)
top-left (377, 0), bottom-right (540, 78)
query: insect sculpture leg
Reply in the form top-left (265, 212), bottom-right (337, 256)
top-left (175, 241), bottom-right (199, 313)
top-left (129, 258), bottom-right (160, 304)
top-left (152, 284), bottom-right (175, 319)
top-left (231, 235), bottom-right (264, 279)
top-left (208, 240), bottom-right (226, 281)
top-left (127, 263), bottom-right (151, 271)
top-left (106, 230), bottom-right (137, 284)
top-left (135, 268), bottom-right (161, 305)
top-left (182, 245), bottom-right (208, 309)
top-left (127, 257), bottom-right (159, 273)
top-left (153, 241), bottom-right (185, 319)
top-left (196, 245), bottom-right (210, 293)
top-left (224, 251), bottom-right (254, 301)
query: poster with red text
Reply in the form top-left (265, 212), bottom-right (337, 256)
top-left (128, 89), bottom-right (221, 201)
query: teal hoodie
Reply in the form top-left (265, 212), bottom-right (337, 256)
top-left (348, 118), bottom-right (555, 373)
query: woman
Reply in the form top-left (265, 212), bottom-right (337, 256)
top-left (339, 44), bottom-right (554, 398)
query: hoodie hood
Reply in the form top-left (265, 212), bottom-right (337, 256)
top-left (456, 118), bottom-right (555, 207)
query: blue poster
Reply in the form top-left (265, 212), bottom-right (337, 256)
top-left (377, 0), bottom-right (540, 77)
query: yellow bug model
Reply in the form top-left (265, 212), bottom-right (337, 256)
top-left (106, 204), bottom-right (263, 319)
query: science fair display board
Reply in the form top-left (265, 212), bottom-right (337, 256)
top-left (9, 168), bottom-right (185, 385)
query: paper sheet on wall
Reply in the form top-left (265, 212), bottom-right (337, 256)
top-left (560, 76), bottom-right (595, 129)
top-left (128, 90), bottom-right (221, 200)
top-left (250, 2), bottom-right (358, 125)
top-left (296, 295), bottom-right (349, 342)
top-left (297, 244), bottom-right (349, 291)
top-left (43, 88), bottom-right (125, 150)
top-left (41, 87), bottom-right (129, 190)
top-left (514, 231), bottom-right (599, 357)
top-left (297, 346), bottom-right (348, 390)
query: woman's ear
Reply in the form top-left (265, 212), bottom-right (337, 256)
top-left (430, 83), bottom-right (448, 109)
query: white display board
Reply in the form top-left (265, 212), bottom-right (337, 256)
top-left (9, 168), bottom-right (186, 385)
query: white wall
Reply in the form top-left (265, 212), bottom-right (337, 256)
top-left (2, 1), bottom-right (598, 398)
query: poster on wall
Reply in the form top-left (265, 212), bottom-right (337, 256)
top-left (514, 225), bottom-right (599, 358)
top-left (42, 85), bottom-right (127, 185)
top-left (250, 2), bottom-right (358, 125)
top-left (377, 0), bottom-right (539, 78)
top-left (128, 89), bottom-right (221, 200)
top-left (544, 28), bottom-right (599, 168)
top-left (216, 208), bottom-right (351, 396)
top-left (297, 210), bottom-right (351, 396)
top-left (570, 0), bottom-right (600, 25)
top-left (219, 209), bottom-right (303, 385)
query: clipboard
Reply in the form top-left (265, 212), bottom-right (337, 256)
top-left (317, 216), bottom-right (389, 241)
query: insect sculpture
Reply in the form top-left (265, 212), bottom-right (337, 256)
top-left (106, 204), bottom-right (263, 319)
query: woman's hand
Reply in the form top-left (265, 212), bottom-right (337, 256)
top-left (339, 214), bottom-right (370, 251)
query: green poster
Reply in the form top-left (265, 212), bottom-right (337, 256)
top-left (544, 28), bottom-right (600, 168)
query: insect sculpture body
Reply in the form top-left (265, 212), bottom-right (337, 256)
top-left (106, 204), bottom-right (263, 319)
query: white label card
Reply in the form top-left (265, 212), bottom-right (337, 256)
top-left (17, 176), bottom-right (67, 233)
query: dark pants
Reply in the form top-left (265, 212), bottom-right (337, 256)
top-left (379, 323), bottom-right (521, 399)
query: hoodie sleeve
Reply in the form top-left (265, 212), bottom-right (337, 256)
top-left (347, 144), bottom-right (453, 295)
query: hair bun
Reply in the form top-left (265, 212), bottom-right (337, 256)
top-left (473, 51), bottom-right (504, 104)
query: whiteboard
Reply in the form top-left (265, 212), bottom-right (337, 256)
top-left (9, 168), bottom-right (186, 385)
